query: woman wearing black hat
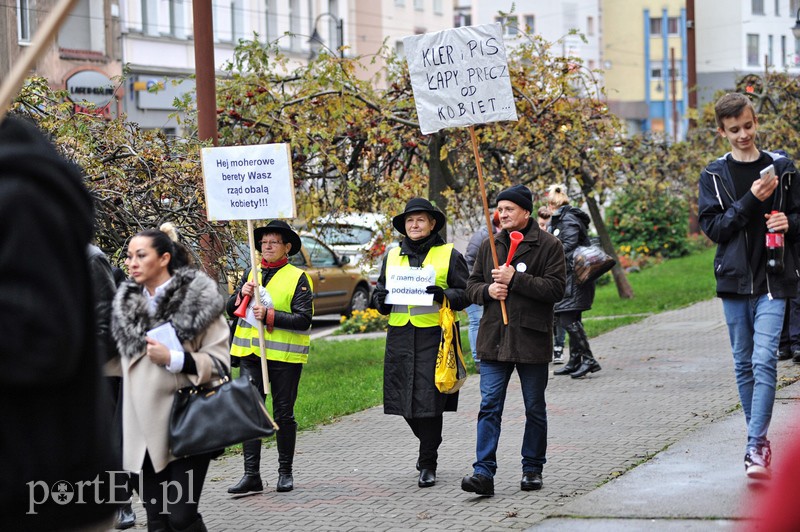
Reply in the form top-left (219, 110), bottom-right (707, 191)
top-left (372, 198), bottom-right (470, 488)
top-left (226, 220), bottom-right (314, 495)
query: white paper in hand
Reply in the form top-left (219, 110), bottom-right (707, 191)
top-left (243, 286), bottom-right (274, 328)
top-left (146, 322), bottom-right (183, 351)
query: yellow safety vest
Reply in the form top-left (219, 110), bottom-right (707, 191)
top-left (230, 264), bottom-right (313, 364)
top-left (387, 243), bottom-right (452, 328)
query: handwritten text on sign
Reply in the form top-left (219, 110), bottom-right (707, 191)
top-left (201, 144), bottom-right (295, 221)
top-left (384, 266), bottom-right (436, 306)
top-left (404, 23), bottom-right (518, 135)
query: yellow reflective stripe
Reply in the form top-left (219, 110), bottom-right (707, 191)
top-left (410, 303), bottom-right (440, 316)
top-left (234, 320), bottom-right (311, 336)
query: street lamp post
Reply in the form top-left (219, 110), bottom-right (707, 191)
top-left (793, 8), bottom-right (800, 40)
top-left (309, 13), bottom-right (344, 59)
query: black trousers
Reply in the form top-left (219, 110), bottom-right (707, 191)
top-left (141, 452), bottom-right (210, 530)
top-left (240, 355), bottom-right (303, 428)
top-left (405, 415), bottom-right (443, 470)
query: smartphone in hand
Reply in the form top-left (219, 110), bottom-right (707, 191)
top-left (760, 164), bottom-right (777, 181)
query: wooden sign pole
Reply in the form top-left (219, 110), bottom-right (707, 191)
top-left (246, 219), bottom-right (271, 395)
top-left (469, 125), bottom-right (508, 325)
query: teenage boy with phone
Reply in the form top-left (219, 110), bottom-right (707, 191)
top-left (698, 92), bottom-right (800, 479)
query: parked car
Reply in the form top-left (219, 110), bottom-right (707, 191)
top-left (226, 233), bottom-right (371, 317)
top-left (310, 213), bottom-right (393, 272)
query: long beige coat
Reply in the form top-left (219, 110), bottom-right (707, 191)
top-left (112, 268), bottom-right (231, 473)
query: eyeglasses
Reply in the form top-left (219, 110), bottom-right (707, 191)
top-left (260, 240), bottom-right (283, 247)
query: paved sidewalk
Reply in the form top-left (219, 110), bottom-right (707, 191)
top-left (118, 299), bottom-right (800, 530)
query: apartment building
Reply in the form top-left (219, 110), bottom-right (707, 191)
top-left (2, 0), bottom-right (123, 119)
top-left (695, 0), bottom-right (800, 106)
top-left (603, 0), bottom-right (687, 138)
top-left (454, 0), bottom-right (602, 72)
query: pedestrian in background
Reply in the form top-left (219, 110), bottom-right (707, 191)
top-left (698, 92), bottom-right (800, 479)
top-left (464, 210), bottom-right (500, 373)
top-left (89, 243), bottom-right (137, 530)
top-left (0, 115), bottom-right (117, 530)
top-left (462, 184), bottom-right (566, 496)
top-left (538, 206), bottom-right (566, 365)
top-left (372, 198), bottom-right (469, 488)
top-left (547, 184), bottom-right (601, 379)
top-left (112, 223), bottom-right (231, 531)
top-left (227, 220), bottom-right (313, 494)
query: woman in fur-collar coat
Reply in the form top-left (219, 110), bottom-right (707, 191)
top-left (112, 224), bottom-right (230, 532)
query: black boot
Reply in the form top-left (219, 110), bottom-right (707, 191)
top-left (571, 350), bottom-right (601, 378)
top-left (554, 351), bottom-right (581, 375)
top-left (567, 318), bottom-right (601, 378)
top-left (276, 423), bottom-right (296, 492)
top-left (227, 439), bottom-right (264, 494)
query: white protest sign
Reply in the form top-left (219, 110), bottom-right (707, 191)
top-left (404, 23), bottom-right (517, 135)
top-left (200, 144), bottom-right (296, 221)
top-left (385, 265), bottom-right (436, 306)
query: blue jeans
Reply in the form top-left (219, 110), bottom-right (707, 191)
top-left (722, 295), bottom-right (785, 451)
top-left (465, 304), bottom-right (483, 362)
top-left (473, 361), bottom-right (549, 478)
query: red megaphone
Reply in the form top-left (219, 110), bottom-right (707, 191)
top-left (233, 294), bottom-right (251, 318)
top-left (504, 231), bottom-right (524, 266)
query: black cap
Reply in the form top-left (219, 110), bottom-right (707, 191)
top-left (496, 184), bottom-right (533, 213)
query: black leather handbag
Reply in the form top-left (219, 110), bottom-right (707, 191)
top-left (169, 356), bottom-right (276, 457)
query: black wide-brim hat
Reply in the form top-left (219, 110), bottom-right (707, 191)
top-left (391, 197), bottom-right (447, 236)
top-left (254, 220), bottom-right (302, 256)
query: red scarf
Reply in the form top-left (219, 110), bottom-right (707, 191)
top-left (261, 257), bottom-right (288, 269)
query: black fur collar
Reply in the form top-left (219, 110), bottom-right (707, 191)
top-left (111, 268), bottom-right (224, 358)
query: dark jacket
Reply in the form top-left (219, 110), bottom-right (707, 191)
top-left (467, 221), bottom-right (566, 364)
top-left (699, 151), bottom-right (800, 298)
top-left (0, 116), bottom-right (117, 530)
top-left (375, 234), bottom-right (469, 418)
top-left (88, 244), bottom-right (119, 363)
top-left (227, 265), bottom-right (314, 333)
top-left (465, 226), bottom-right (489, 273)
top-left (550, 205), bottom-right (596, 313)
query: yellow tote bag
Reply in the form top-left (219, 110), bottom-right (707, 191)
top-left (434, 297), bottom-right (468, 394)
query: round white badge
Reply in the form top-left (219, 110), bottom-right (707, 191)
top-left (516, 263), bottom-right (527, 273)
top-left (553, 228), bottom-right (561, 237)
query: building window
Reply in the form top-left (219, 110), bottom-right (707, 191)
top-left (396, 40), bottom-right (404, 56)
top-left (795, 36), bottom-right (800, 65)
top-left (414, 0), bottom-right (423, 11)
top-left (782, 35), bottom-right (787, 66)
top-left (495, 15), bottom-right (519, 36)
top-left (289, 0), bottom-right (301, 51)
top-left (775, 0), bottom-right (780, 15)
top-left (525, 15), bottom-right (534, 33)
top-left (434, 0), bottom-right (442, 14)
top-left (752, 0), bottom-right (764, 15)
top-left (748, 33), bottom-right (760, 65)
top-left (587, 16), bottom-right (594, 36)
top-left (768, 34), bottom-right (774, 65)
top-left (17, 0), bottom-right (31, 42)
top-left (792, 0), bottom-right (800, 14)
top-left (667, 17), bottom-right (679, 34)
top-left (651, 67), bottom-right (663, 79)
top-left (395, 0), bottom-right (405, 6)
top-left (650, 17), bottom-right (662, 35)
top-left (265, 0), bottom-right (278, 42)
